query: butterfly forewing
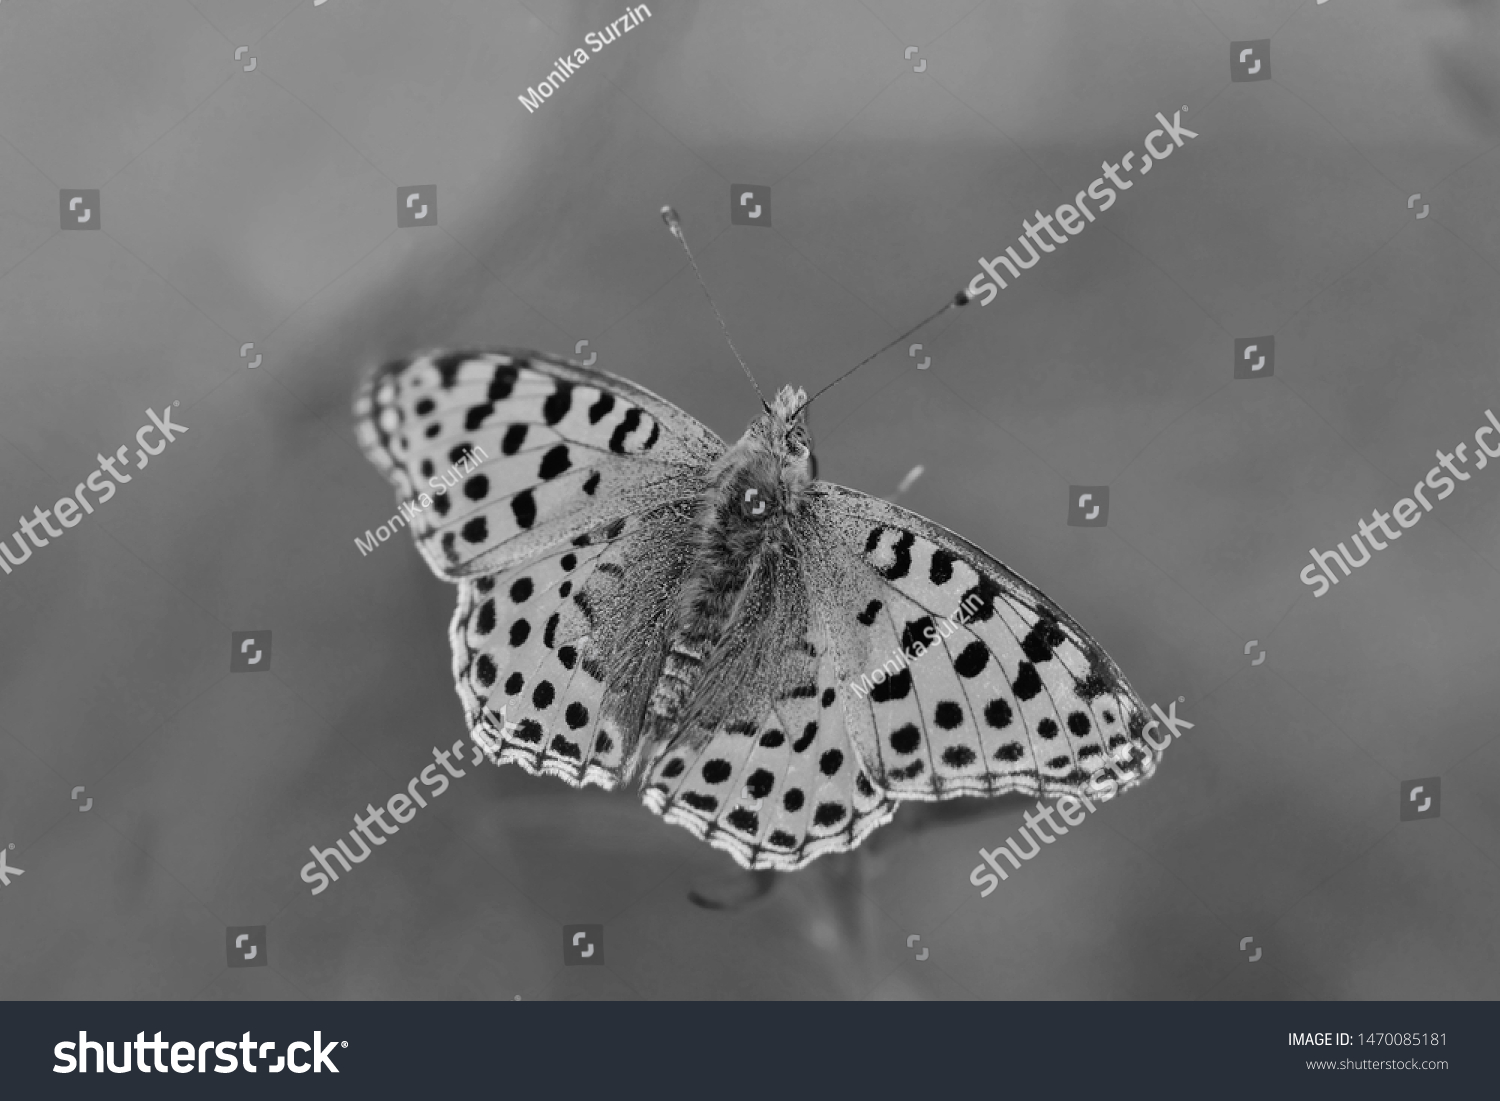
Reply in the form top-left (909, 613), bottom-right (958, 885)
top-left (804, 484), bottom-right (1159, 806)
top-left (354, 350), bottom-right (721, 579)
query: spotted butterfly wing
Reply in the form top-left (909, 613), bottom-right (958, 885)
top-left (637, 483), bottom-right (1160, 871)
top-left (356, 349), bottom-right (720, 788)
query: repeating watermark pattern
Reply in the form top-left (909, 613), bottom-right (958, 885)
top-left (396, 185), bottom-right (436, 228)
top-left (1068, 485), bottom-right (1110, 526)
top-left (518, 4), bottom-right (652, 114)
top-left (1400, 777), bottom-right (1441, 821)
top-left (60, 189), bottom-right (100, 230)
top-left (0, 405), bottom-right (188, 577)
top-left (1240, 936), bottom-right (1262, 962)
top-left (847, 591), bottom-right (984, 700)
top-left (226, 926), bottom-right (267, 968)
top-left (967, 107), bottom-right (1199, 305)
top-left (230, 631), bottom-right (272, 672)
top-left (1231, 40), bottom-right (1271, 82)
top-left (1234, 335), bottom-right (1274, 380)
top-left (72, 785), bottom-right (92, 811)
top-left (299, 715), bottom-right (518, 894)
top-left (731, 184), bottom-right (771, 227)
top-left (563, 924), bottom-right (603, 965)
top-left (969, 700), bottom-right (1194, 896)
top-left (0, 842), bottom-right (21, 887)
top-left (1300, 409), bottom-right (1500, 597)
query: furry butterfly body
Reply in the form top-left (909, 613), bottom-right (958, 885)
top-left (355, 349), bottom-right (1162, 871)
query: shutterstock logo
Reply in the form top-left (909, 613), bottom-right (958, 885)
top-left (55, 1031), bottom-right (344, 1074)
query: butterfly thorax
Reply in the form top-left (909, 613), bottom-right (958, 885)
top-left (647, 386), bottom-right (814, 731)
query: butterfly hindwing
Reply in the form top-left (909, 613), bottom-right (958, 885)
top-left (642, 615), bottom-right (897, 871)
top-left (452, 499), bottom-right (705, 790)
top-left (354, 349), bottom-right (722, 580)
top-left (804, 484), bottom-right (1159, 806)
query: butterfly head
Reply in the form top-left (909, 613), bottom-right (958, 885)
top-left (711, 385), bottom-right (814, 534)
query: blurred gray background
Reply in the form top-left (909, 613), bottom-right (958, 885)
top-left (2, 0), bottom-right (1498, 1000)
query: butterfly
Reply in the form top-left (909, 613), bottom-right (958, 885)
top-left (352, 342), bottom-right (1163, 872)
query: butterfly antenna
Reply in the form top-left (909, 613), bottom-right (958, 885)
top-left (661, 206), bottom-right (768, 410)
top-left (793, 289), bottom-right (971, 418)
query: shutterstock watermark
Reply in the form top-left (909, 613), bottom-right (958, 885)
top-left (54, 1031), bottom-right (343, 1074)
top-left (968, 700), bottom-right (1194, 897)
top-left (1, 404), bottom-right (188, 577)
top-left (299, 713), bottom-right (518, 894)
top-left (1301, 408), bottom-right (1500, 597)
top-left (966, 107), bottom-right (1200, 305)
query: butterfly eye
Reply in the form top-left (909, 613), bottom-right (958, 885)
top-left (743, 487), bottom-right (768, 517)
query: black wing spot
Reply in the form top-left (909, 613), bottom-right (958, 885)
top-left (488, 365), bottom-right (517, 400)
top-left (532, 680), bottom-right (555, 709)
top-left (954, 641), bottom-right (989, 678)
top-left (432, 492), bottom-right (450, 517)
top-left (934, 701), bottom-right (964, 730)
top-left (759, 729), bottom-right (785, 749)
top-left (870, 668), bottom-right (912, 702)
top-left (901, 617), bottom-right (936, 658)
top-left (538, 445), bottom-right (571, 481)
top-left (511, 490), bottom-right (536, 529)
top-left (819, 749), bottom-right (843, 776)
top-left (890, 724), bottom-right (920, 755)
top-left (510, 577), bottom-right (533, 603)
top-left (879, 531), bottom-right (915, 580)
top-left (783, 789), bottom-right (805, 812)
top-left (813, 803), bottom-right (847, 827)
top-left (550, 734), bottom-right (581, 760)
top-left (792, 723), bottom-right (817, 753)
top-left (856, 599), bottom-right (882, 626)
top-left (501, 424), bottom-right (528, 455)
top-left (464, 403), bottom-right (494, 430)
top-left (1012, 662), bottom-right (1042, 701)
top-left (1068, 711), bottom-right (1092, 738)
top-left (475, 654), bottom-right (497, 688)
top-left (464, 475), bottom-right (489, 501)
top-left (821, 687), bottom-right (836, 708)
top-left (557, 645), bottom-right (577, 670)
top-left (984, 698), bottom-right (1014, 729)
top-left (995, 742), bottom-right (1024, 762)
top-left (929, 549), bottom-right (955, 586)
top-left (462, 516), bottom-right (488, 544)
top-left (432, 351), bottom-right (471, 388)
top-left (508, 618), bottom-right (530, 647)
top-left (475, 600), bottom-right (496, 634)
top-left (504, 671), bottom-right (524, 696)
top-left (565, 702), bottom-right (589, 730)
top-left (1021, 613), bottom-right (1068, 664)
top-left (609, 407), bottom-right (642, 453)
top-left (583, 471), bottom-right (601, 495)
top-left (942, 745), bottom-right (976, 768)
top-left (726, 808), bottom-right (759, 834)
top-left (702, 759), bottom-right (732, 784)
top-left (662, 758), bottom-right (685, 778)
top-left (515, 719), bottom-right (543, 744)
top-left (542, 382), bottom-right (573, 425)
top-left (746, 769), bottom-right (775, 798)
top-left (769, 830), bottom-right (797, 848)
top-left (1037, 717), bottom-right (1058, 739)
top-left (681, 792), bottom-right (717, 813)
top-left (588, 392), bottom-right (615, 424)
